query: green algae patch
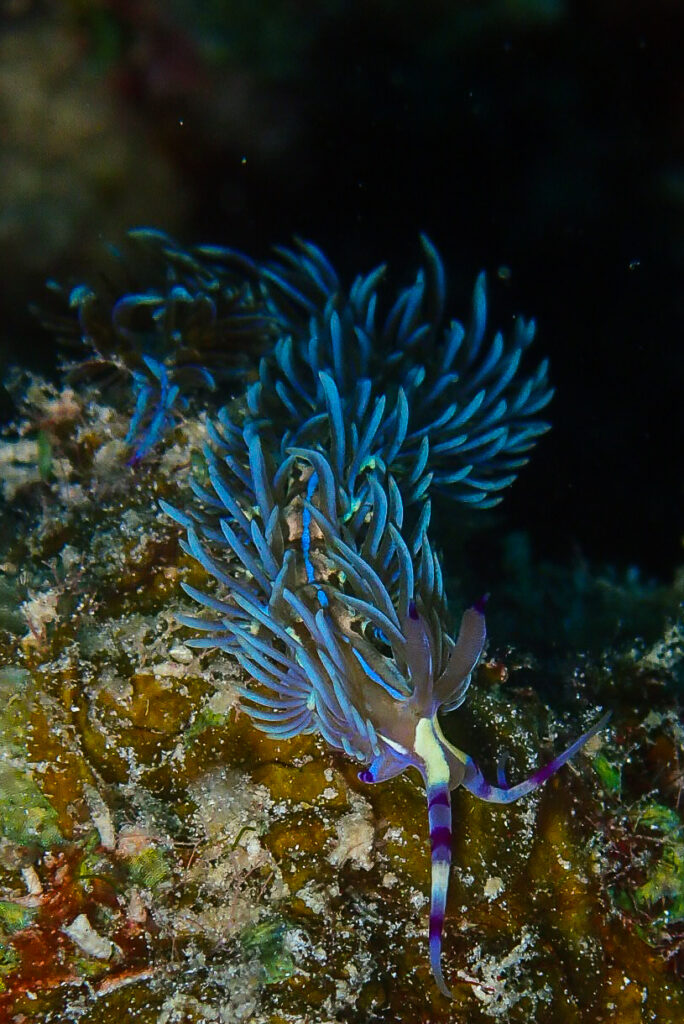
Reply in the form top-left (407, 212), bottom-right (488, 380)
top-left (183, 705), bottom-right (231, 746)
top-left (637, 801), bottom-right (683, 835)
top-left (126, 846), bottom-right (173, 890)
top-left (635, 841), bottom-right (684, 921)
top-left (0, 942), bottom-right (21, 974)
top-left (593, 752), bottom-right (622, 794)
top-left (241, 920), bottom-right (296, 985)
top-left (630, 798), bottom-right (684, 924)
top-left (0, 941), bottom-right (21, 995)
top-left (0, 667), bottom-right (33, 753)
top-left (0, 764), bottom-right (62, 849)
top-left (0, 901), bottom-right (37, 934)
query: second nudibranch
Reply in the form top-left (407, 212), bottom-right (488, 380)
top-left (358, 597), bottom-right (609, 998)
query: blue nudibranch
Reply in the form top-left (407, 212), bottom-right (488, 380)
top-left (161, 237), bottom-right (609, 997)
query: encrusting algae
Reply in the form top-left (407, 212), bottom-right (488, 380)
top-left (0, 232), bottom-right (682, 1022)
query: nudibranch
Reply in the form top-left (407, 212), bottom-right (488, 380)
top-left (357, 596), bottom-right (609, 997)
top-left (162, 369), bottom-right (609, 997)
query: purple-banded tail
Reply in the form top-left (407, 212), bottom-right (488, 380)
top-left (427, 781), bottom-right (453, 998)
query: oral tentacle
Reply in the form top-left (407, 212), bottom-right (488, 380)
top-left (433, 602), bottom-right (487, 709)
top-left (403, 599), bottom-right (434, 708)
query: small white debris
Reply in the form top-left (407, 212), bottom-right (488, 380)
top-left (153, 660), bottom-right (190, 678)
top-left (410, 890), bottom-right (428, 911)
top-left (297, 881), bottom-right (329, 915)
top-left (59, 545), bottom-right (81, 573)
top-left (484, 875), bottom-right (504, 900)
top-left (462, 927), bottom-right (545, 1012)
top-left (127, 890), bottom-right (148, 925)
top-left (21, 588), bottom-right (60, 638)
top-left (92, 439), bottom-right (129, 476)
top-left (21, 865), bottom-right (43, 897)
top-left (327, 798), bottom-right (374, 871)
top-left (583, 730), bottom-right (606, 756)
top-left (382, 872), bottom-right (398, 888)
top-left (62, 914), bottom-right (117, 960)
top-left (84, 784), bottom-right (116, 850)
top-left (169, 644), bottom-right (194, 665)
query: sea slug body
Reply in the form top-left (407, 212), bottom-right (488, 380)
top-left (161, 237), bottom-right (609, 997)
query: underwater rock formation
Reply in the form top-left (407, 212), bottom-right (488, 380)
top-left (0, 235), bottom-right (682, 1022)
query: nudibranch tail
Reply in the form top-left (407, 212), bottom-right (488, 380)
top-left (461, 710), bottom-right (612, 803)
top-left (427, 781), bottom-right (453, 999)
top-left (414, 717), bottom-right (456, 999)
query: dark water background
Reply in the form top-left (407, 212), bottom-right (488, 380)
top-left (0, 0), bottom-right (681, 581)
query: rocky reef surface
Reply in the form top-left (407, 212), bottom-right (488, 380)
top-left (0, 374), bottom-right (682, 1023)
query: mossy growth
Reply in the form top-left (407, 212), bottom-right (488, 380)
top-left (0, 901), bottom-right (37, 934)
top-left (183, 705), bottom-right (232, 747)
top-left (593, 709), bottom-right (684, 978)
top-left (126, 846), bottom-right (172, 889)
top-left (0, 764), bottom-right (62, 849)
top-left (636, 842), bottom-right (684, 923)
top-left (631, 803), bottom-right (684, 933)
top-left (0, 942), bottom-right (21, 976)
top-left (241, 919), bottom-right (296, 985)
top-left (593, 753), bottom-right (622, 795)
top-left (0, 942), bottom-right (21, 995)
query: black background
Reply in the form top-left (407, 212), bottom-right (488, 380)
top-left (1, 0), bottom-right (681, 580)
